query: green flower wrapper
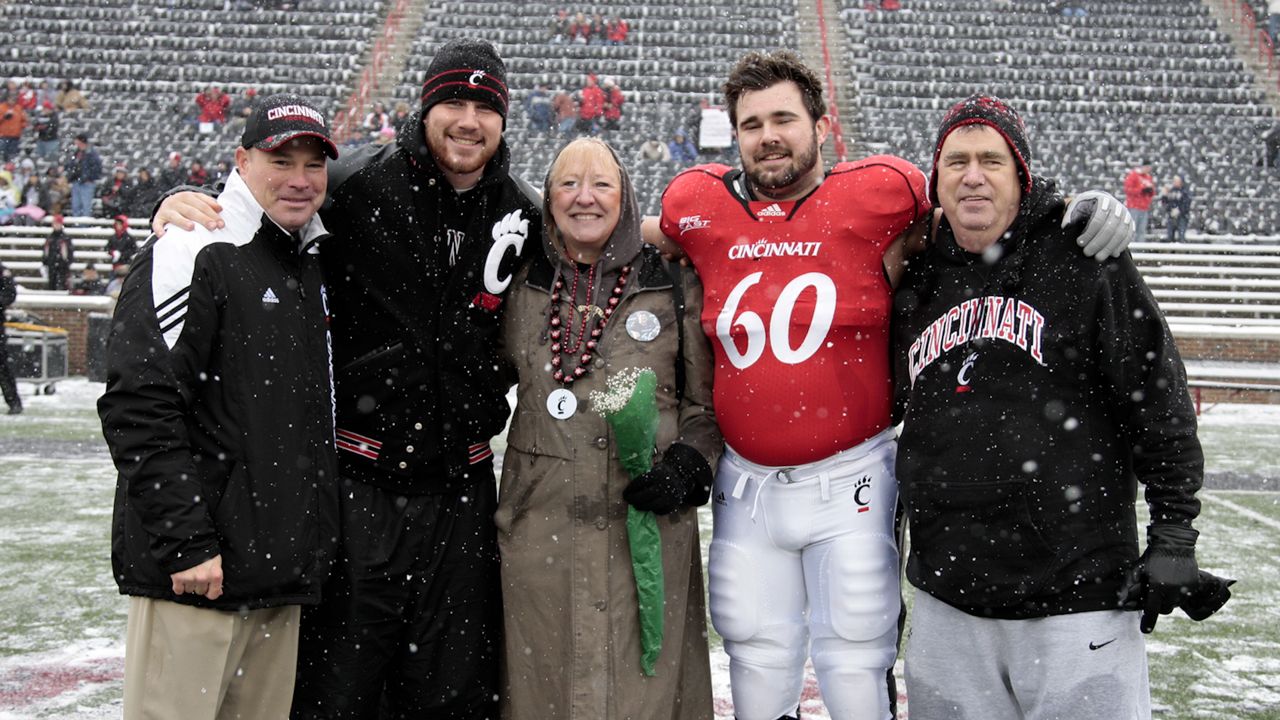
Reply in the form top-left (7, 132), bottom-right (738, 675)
top-left (590, 367), bottom-right (664, 676)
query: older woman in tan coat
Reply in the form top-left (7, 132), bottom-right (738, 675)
top-left (497, 137), bottom-right (721, 719)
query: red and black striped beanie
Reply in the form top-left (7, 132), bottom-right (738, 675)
top-left (420, 38), bottom-right (509, 122)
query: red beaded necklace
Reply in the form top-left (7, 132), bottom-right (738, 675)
top-left (549, 262), bottom-right (632, 384)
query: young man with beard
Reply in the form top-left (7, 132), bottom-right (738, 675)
top-left (153, 39), bottom-right (540, 720)
top-left (892, 95), bottom-right (1228, 720)
top-left (645, 51), bottom-right (1132, 720)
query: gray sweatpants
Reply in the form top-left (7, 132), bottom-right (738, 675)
top-left (905, 589), bottom-right (1151, 720)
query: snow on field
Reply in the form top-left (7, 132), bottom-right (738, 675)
top-left (0, 380), bottom-right (1277, 718)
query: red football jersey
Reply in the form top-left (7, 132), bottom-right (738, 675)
top-left (660, 156), bottom-right (928, 465)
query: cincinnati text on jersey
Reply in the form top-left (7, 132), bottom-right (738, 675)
top-left (908, 296), bottom-right (1046, 385)
top-left (727, 238), bottom-right (823, 260)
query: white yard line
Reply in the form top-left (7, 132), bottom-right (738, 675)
top-left (1202, 492), bottom-right (1280, 531)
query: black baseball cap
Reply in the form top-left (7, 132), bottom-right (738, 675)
top-left (241, 93), bottom-right (338, 159)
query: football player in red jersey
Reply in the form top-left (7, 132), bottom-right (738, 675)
top-left (644, 50), bottom-right (1132, 720)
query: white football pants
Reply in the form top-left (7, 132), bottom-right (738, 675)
top-left (709, 429), bottom-right (900, 720)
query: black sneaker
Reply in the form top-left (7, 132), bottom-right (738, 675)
top-left (6, 406), bottom-right (22, 415)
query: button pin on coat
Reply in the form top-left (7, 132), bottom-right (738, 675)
top-left (547, 388), bottom-right (577, 419)
top-left (625, 310), bottom-right (661, 342)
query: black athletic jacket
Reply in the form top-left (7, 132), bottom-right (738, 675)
top-left (892, 177), bottom-right (1203, 619)
top-left (319, 106), bottom-right (540, 494)
top-left (100, 171), bottom-right (338, 610)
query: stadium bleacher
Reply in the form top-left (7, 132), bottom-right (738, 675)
top-left (842, 0), bottom-right (1280, 236)
top-left (1, 0), bottom-right (383, 181)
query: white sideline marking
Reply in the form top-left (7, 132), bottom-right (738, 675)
top-left (1202, 492), bottom-right (1280, 531)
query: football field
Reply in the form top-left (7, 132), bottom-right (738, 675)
top-left (0, 379), bottom-right (1276, 718)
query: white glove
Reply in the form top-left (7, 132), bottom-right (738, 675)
top-left (1063, 190), bottom-right (1135, 261)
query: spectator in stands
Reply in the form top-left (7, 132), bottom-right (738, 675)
top-left (32, 103), bottom-right (59, 161)
top-left (39, 165), bottom-right (69, 216)
top-left (13, 158), bottom-right (34, 196)
top-left (568, 12), bottom-right (590, 44)
top-left (548, 8), bottom-right (570, 44)
top-left (13, 174), bottom-right (46, 226)
top-left (391, 101), bottom-right (413, 133)
top-left (1124, 162), bottom-right (1156, 243)
top-left (525, 83), bottom-right (553, 134)
top-left (71, 265), bottom-right (106, 296)
top-left (153, 38), bottom-right (540, 720)
top-left (194, 85), bottom-right (231, 128)
top-left (212, 159), bottom-right (232, 184)
top-left (577, 74), bottom-right (604, 136)
top-left (668, 128), bottom-right (698, 165)
top-left (1161, 174), bottom-right (1193, 243)
top-left (35, 79), bottom-right (55, 109)
top-left (0, 259), bottom-right (20, 414)
top-left (15, 80), bottom-right (36, 112)
top-left (1262, 121), bottom-right (1280, 169)
top-left (66, 133), bottom-right (103, 218)
top-left (0, 171), bottom-right (16, 225)
top-left (895, 93), bottom-right (1217, 720)
top-left (98, 164), bottom-right (130, 218)
top-left (54, 80), bottom-right (89, 114)
top-left (1271, 0), bottom-right (1280, 45)
top-left (228, 87), bottom-right (258, 133)
top-left (552, 90), bottom-right (577, 136)
top-left (0, 90), bottom-right (26, 162)
top-left (638, 135), bottom-right (671, 162)
top-left (606, 16), bottom-right (629, 45)
top-left (588, 13), bottom-right (607, 45)
top-left (187, 158), bottom-right (209, 187)
top-left (363, 101), bottom-right (391, 137)
top-left (159, 152), bottom-right (188, 189)
top-left (126, 167), bottom-right (160, 217)
top-left (42, 214), bottom-right (73, 290)
top-left (601, 76), bottom-right (625, 133)
top-left (106, 214), bottom-right (137, 270)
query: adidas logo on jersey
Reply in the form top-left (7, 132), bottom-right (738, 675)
top-left (262, 288), bottom-right (280, 304)
top-left (714, 491), bottom-right (727, 506)
top-left (756, 203), bottom-right (786, 218)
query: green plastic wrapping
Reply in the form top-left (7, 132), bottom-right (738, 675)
top-left (591, 368), bottom-right (664, 676)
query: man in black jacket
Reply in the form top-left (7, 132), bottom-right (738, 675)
top-left (0, 260), bottom-right (20, 414)
top-left (99, 94), bottom-right (340, 720)
top-left (893, 95), bottom-right (1224, 720)
top-left (155, 39), bottom-right (540, 719)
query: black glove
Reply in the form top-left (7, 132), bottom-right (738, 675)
top-left (1118, 525), bottom-right (1200, 633)
top-left (622, 442), bottom-right (712, 515)
top-left (1179, 571), bottom-right (1235, 621)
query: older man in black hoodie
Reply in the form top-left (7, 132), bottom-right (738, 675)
top-left (892, 95), bottom-right (1229, 720)
top-left (155, 39), bottom-right (540, 720)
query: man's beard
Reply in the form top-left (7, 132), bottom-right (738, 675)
top-left (426, 124), bottom-right (492, 178)
top-left (746, 134), bottom-right (820, 198)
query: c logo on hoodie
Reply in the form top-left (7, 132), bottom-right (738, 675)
top-left (484, 209), bottom-right (529, 295)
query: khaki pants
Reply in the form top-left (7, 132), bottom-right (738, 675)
top-left (124, 597), bottom-right (301, 720)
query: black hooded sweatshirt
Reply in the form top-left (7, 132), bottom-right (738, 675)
top-left (320, 107), bottom-right (541, 493)
top-left (891, 176), bottom-right (1203, 619)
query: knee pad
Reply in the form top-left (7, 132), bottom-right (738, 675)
top-left (708, 538), bottom-right (762, 643)
top-left (817, 534), bottom-right (900, 642)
